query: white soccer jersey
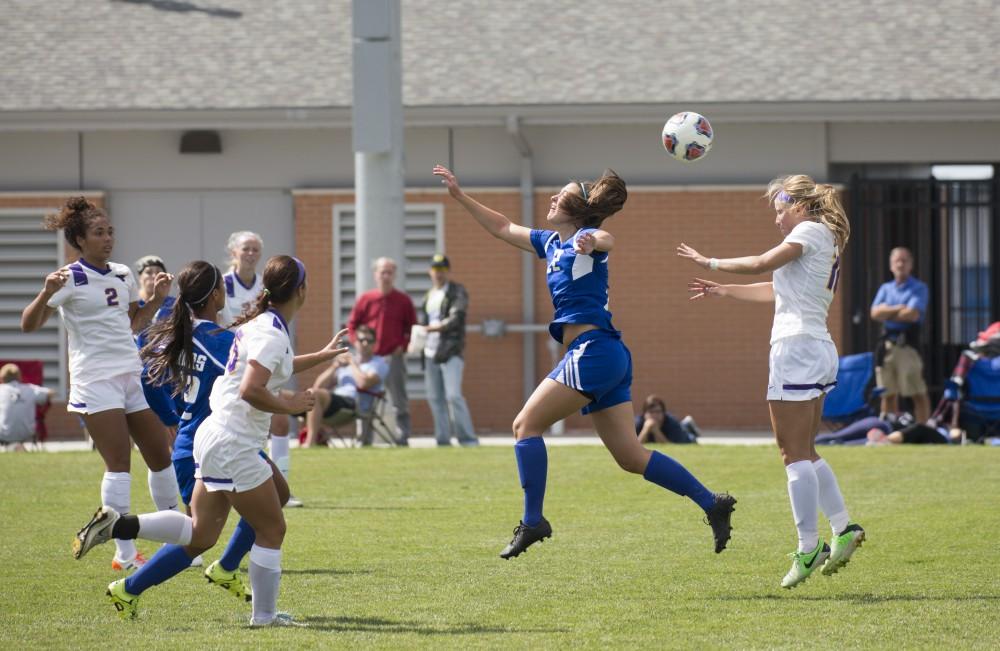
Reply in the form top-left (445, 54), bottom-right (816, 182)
top-left (771, 221), bottom-right (840, 345)
top-left (219, 271), bottom-right (263, 326)
top-left (46, 260), bottom-right (142, 384)
top-left (202, 309), bottom-right (294, 447)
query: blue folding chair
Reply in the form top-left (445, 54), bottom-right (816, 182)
top-left (957, 355), bottom-right (1000, 441)
top-left (822, 352), bottom-right (882, 426)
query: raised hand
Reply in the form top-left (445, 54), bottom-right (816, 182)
top-left (677, 243), bottom-right (709, 269)
top-left (323, 328), bottom-right (350, 356)
top-left (574, 231), bottom-right (597, 255)
top-left (43, 269), bottom-right (69, 296)
top-left (688, 277), bottom-right (727, 300)
top-left (152, 272), bottom-right (174, 301)
top-left (432, 165), bottom-right (464, 200)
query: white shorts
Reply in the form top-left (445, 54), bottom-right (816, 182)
top-left (67, 371), bottom-right (149, 415)
top-left (193, 421), bottom-right (272, 493)
top-left (767, 335), bottom-right (839, 401)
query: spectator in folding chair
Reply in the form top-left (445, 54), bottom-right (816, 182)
top-left (303, 325), bottom-right (390, 447)
top-left (0, 363), bottom-right (53, 451)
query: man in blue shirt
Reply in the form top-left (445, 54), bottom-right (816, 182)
top-left (870, 247), bottom-right (931, 422)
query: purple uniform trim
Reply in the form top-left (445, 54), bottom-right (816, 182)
top-left (69, 401), bottom-right (87, 408)
top-left (782, 381), bottom-right (838, 391)
top-left (68, 262), bottom-right (88, 286)
top-left (224, 274), bottom-right (235, 297)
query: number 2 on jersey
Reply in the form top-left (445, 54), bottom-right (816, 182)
top-left (105, 288), bottom-right (119, 306)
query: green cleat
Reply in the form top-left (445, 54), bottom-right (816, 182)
top-left (106, 579), bottom-right (139, 620)
top-left (204, 560), bottom-right (252, 602)
top-left (823, 523), bottom-right (866, 576)
top-left (780, 540), bottom-right (830, 589)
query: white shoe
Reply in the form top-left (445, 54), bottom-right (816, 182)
top-left (73, 506), bottom-right (120, 560)
top-left (189, 554), bottom-right (204, 568)
top-left (284, 495), bottom-right (303, 508)
top-left (250, 612), bottom-right (306, 627)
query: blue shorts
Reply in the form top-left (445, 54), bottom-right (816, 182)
top-left (174, 450), bottom-right (271, 505)
top-left (547, 329), bottom-right (632, 415)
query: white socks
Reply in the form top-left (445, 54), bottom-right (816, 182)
top-left (785, 460), bottom-right (819, 553)
top-left (137, 511), bottom-right (193, 545)
top-left (270, 434), bottom-right (290, 479)
top-left (813, 458), bottom-right (850, 535)
top-left (249, 544), bottom-right (282, 625)
top-left (102, 471), bottom-right (137, 561)
top-left (148, 466), bottom-right (180, 512)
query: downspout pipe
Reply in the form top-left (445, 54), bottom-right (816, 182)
top-left (506, 115), bottom-right (536, 404)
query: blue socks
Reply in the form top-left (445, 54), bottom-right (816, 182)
top-left (643, 451), bottom-right (716, 512)
top-left (124, 544), bottom-right (193, 596)
top-left (219, 518), bottom-right (256, 572)
top-left (514, 437), bottom-right (547, 527)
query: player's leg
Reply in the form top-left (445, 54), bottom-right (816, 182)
top-left (107, 482), bottom-right (229, 619)
top-left (499, 379), bottom-right (589, 559)
top-left (127, 408), bottom-right (180, 512)
top-left (227, 476), bottom-right (288, 626)
top-left (591, 402), bottom-right (736, 553)
top-left (771, 399), bottom-right (830, 588)
top-left (82, 408), bottom-right (141, 569)
top-left (304, 387), bottom-right (332, 447)
top-left (269, 414), bottom-right (300, 507)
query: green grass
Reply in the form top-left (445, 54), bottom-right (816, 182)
top-left (1, 444), bottom-right (998, 650)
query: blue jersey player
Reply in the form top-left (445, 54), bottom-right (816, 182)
top-left (434, 165), bottom-right (737, 559)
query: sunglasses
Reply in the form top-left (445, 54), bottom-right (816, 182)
top-left (357, 337), bottom-right (374, 344)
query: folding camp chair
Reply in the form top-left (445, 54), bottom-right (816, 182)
top-left (322, 389), bottom-right (400, 448)
top-left (953, 355), bottom-right (1000, 442)
top-left (821, 352), bottom-right (883, 428)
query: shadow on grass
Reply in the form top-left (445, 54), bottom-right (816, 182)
top-left (281, 568), bottom-right (374, 576)
top-left (302, 615), bottom-right (567, 635)
top-left (714, 593), bottom-right (1000, 604)
top-left (302, 504), bottom-right (450, 511)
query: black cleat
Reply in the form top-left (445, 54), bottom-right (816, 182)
top-left (704, 492), bottom-right (737, 553)
top-left (499, 517), bottom-right (552, 559)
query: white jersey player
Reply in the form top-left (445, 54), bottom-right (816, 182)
top-left (21, 197), bottom-right (179, 571)
top-left (679, 174), bottom-right (865, 589)
top-left (70, 255), bottom-right (348, 626)
top-left (220, 231), bottom-right (264, 327)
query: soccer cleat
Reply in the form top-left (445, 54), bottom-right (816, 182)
top-left (822, 523), bottom-right (866, 576)
top-left (284, 495), bottom-right (304, 509)
top-left (781, 541), bottom-right (831, 589)
top-left (205, 560), bottom-right (252, 602)
top-left (73, 506), bottom-right (120, 560)
top-left (250, 612), bottom-right (306, 627)
top-left (106, 579), bottom-right (140, 620)
top-left (111, 551), bottom-right (147, 572)
top-left (704, 493), bottom-right (737, 553)
top-left (499, 517), bottom-right (552, 559)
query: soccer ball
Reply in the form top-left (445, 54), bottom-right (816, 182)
top-left (661, 111), bottom-right (714, 162)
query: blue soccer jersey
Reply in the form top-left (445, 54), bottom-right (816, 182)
top-left (136, 295), bottom-right (180, 427)
top-left (530, 228), bottom-right (616, 343)
top-left (172, 319), bottom-right (235, 461)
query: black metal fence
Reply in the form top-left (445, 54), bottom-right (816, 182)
top-left (846, 175), bottom-right (999, 394)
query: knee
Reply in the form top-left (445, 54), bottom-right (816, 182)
top-left (512, 415), bottom-right (541, 441)
top-left (188, 528), bottom-right (219, 551)
top-left (614, 450), bottom-right (649, 475)
top-left (256, 521), bottom-right (286, 547)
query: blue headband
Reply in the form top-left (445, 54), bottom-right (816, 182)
top-left (776, 191), bottom-right (794, 204)
top-left (293, 257), bottom-right (307, 288)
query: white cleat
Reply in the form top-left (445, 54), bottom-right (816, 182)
top-left (73, 506), bottom-right (120, 560)
top-left (284, 495), bottom-right (303, 508)
top-left (250, 612), bottom-right (307, 627)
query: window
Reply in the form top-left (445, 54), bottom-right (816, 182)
top-left (0, 209), bottom-right (66, 397)
top-left (332, 204), bottom-right (444, 398)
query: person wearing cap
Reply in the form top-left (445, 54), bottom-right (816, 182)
top-left (419, 254), bottom-right (478, 447)
top-left (135, 255), bottom-right (176, 320)
top-left (0, 363), bottom-right (52, 451)
top-left (134, 255), bottom-right (182, 438)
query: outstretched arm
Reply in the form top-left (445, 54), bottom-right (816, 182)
top-left (677, 241), bottom-right (803, 275)
top-left (689, 278), bottom-right (775, 303)
top-left (433, 165), bottom-right (534, 253)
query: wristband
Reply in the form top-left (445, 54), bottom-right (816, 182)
top-left (708, 258), bottom-right (719, 271)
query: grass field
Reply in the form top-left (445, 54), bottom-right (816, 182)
top-left (1, 443), bottom-right (997, 649)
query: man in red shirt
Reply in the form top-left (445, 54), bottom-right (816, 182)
top-left (347, 257), bottom-right (417, 445)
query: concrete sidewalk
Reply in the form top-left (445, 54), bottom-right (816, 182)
top-left (5, 431), bottom-right (775, 453)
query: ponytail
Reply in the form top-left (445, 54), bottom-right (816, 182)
top-left (226, 256), bottom-right (303, 330)
top-left (140, 261), bottom-right (221, 396)
top-left (766, 175), bottom-right (850, 253)
top-left (561, 169), bottom-right (628, 230)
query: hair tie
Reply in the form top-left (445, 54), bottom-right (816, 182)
top-left (261, 288), bottom-right (271, 297)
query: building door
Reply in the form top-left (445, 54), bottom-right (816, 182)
top-left (846, 176), bottom-right (999, 394)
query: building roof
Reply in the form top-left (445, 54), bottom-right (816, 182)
top-left (2, 0), bottom-right (998, 114)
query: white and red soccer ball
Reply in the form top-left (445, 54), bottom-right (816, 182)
top-left (662, 111), bottom-right (714, 162)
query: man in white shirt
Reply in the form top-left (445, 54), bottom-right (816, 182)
top-left (0, 363), bottom-right (52, 450)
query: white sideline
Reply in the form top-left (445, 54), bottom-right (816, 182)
top-left (4, 431), bottom-right (775, 453)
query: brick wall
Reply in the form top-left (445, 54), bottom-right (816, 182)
top-left (294, 187), bottom-right (844, 435)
